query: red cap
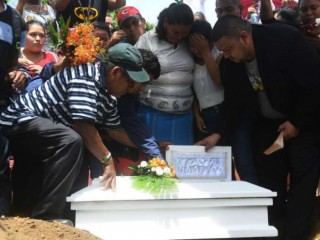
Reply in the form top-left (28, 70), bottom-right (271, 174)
top-left (117, 6), bottom-right (142, 27)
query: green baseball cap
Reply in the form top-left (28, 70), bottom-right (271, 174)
top-left (106, 43), bottom-right (150, 83)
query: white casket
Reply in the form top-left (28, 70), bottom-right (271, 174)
top-left (67, 176), bottom-right (277, 239)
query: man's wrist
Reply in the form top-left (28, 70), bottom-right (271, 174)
top-left (101, 152), bottom-right (112, 165)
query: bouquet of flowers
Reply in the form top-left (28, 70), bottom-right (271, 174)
top-left (49, 17), bottom-right (105, 66)
top-left (128, 157), bottom-right (179, 194)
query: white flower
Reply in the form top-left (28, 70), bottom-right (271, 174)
top-left (163, 167), bottom-right (171, 174)
top-left (151, 167), bottom-right (156, 172)
top-left (140, 161), bottom-right (148, 168)
top-left (156, 167), bottom-right (164, 176)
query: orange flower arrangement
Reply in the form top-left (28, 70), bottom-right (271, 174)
top-left (66, 23), bottom-right (102, 66)
top-left (148, 157), bottom-right (176, 178)
top-left (49, 17), bottom-right (105, 66)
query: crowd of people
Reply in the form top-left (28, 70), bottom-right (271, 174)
top-left (0, 0), bottom-right (320, 239)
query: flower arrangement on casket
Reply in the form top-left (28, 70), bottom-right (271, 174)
top-left (128, 157), bottom-right (179, 194)
top-left (49, 17), bottom-right (105, 66)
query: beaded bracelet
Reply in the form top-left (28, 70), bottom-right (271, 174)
top-left (101, 152), bottom-right (112, 165)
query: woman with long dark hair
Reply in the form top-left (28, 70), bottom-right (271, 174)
top-left (135, 3), bottom-right (195, 145)
top-left (18, 20), bottom-right (58, 91)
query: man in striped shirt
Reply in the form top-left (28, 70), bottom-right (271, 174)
top-left (0, 43), bottom-right (149, 220)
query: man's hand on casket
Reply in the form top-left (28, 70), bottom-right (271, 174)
top-left (100, 157), bottom-right (117, 192)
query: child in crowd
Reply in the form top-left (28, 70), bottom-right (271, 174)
top-left (18, 20), bottom-right (58, 91)
top-left (299, 0), bottom-right (320, 51)
top-left (188, 20), bottom-right (223, 141)
top-left (16, 0), bottom-right (58, 51)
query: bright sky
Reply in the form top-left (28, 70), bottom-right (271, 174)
top-left (126, 0), bottom-right (217, 27)
top-left (7, 0), bottom-right (218, 26)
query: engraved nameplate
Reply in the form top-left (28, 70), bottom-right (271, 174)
top-left (166, 146), bottom-right (232, 181)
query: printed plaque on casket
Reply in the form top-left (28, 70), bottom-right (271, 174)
top-left (166, 145), bottom-right (232, 181)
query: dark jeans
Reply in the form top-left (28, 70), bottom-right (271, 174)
top-left (254, 117), bottom-right (320, 239)
top-left (70, 148), bottom-right (104, 194)
top-left (0, 130), bottom-right (10, 215)
top-left (194, 104), bottom-right (224, 143)
top-left (64, 147), bottom-right (104, 223)
top-left (2, 117), bottom-right (84, 220)
top-left (202, 105), bottom-right (223, 132)
top-left (195, 107), bottom-right (258, 184)
top-left (230, 113), bottom-right (258, 185)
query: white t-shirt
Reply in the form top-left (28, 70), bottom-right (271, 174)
top-left (193, 48), bottom-right (224, 110)
top-left (135, 30), bottom-right (195, 113)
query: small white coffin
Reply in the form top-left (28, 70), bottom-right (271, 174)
top-left (67, 177), bottom-right (277, 240)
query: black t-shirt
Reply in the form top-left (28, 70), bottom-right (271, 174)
top-left (58, 0), bottom-right (108, 27)
top-left (0, 5), bottom-right (25, 107)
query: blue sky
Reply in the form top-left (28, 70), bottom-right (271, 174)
top-left (126, 0), bottom-right (217, 26)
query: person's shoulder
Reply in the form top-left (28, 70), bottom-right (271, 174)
top-left (135, 30), bottom-right (156, 47)
top-left (253, 22), bottom-right (301, 42)
top-left (6, 4), bottom-right (16, 12)
top-left (141, 29), bottom-right (156, 39)
top-left (254, 21), bottom-right (299, 33)
top-left (8, 5), bottom-right (25, 22)
top-left (7, 4), bottom-right (21, 18)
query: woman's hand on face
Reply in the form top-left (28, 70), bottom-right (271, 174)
top-left (189, 34), bottom-right (210, 56)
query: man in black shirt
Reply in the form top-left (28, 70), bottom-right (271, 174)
top-left (201, 15), bottom-right (320, 239)
top-left (53, 0), bottom-right (126, 27)
top-left (0, 0), bottom-right (27, 215)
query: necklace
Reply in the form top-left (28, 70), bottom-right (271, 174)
top-left (77, 0), bottom-right (93, 22)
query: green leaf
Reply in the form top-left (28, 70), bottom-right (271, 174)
top-left (65, 16), bottom-right (71, 30)
top-left (128, 166), bottom-right (138, 171)
top-left (131, 176), bottom-right (179, 194)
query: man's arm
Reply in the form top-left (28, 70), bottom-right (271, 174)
top-left (15, 0), bottom-right (27, 15)
top-left (73, 120), bottom-right (116, 191)
top-left (283, 29), bottom-right (320, 130)
top-left (117, 95), bottom-right (163, 158)
top-left (39, 57), bottom-right (69, 81)
top-left (108, 0), bottom-right (126, 10)
top-left (260, 0), bottom-right (275, 22)
top-left (106, 128), bottom-right (136, 148)
top-left (193, 97), bottom-right (207, 134)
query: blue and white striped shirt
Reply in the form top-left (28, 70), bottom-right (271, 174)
top-left (0, 62), bottom-right (120, 130)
